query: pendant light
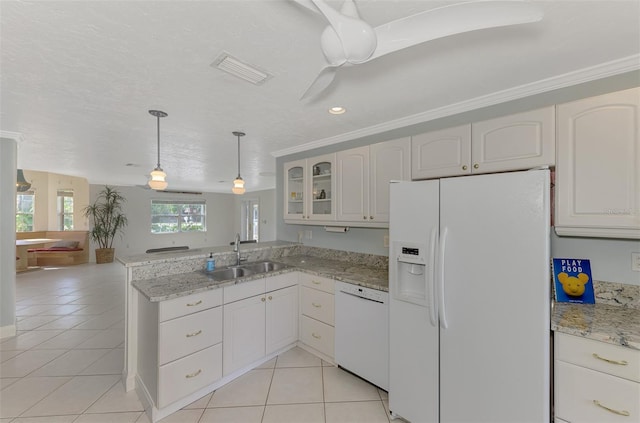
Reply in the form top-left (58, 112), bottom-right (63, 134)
top-left (148, 110), bottom-right (168, 190)
top-left (232, 131), bottom-right (246, 195)
top-left (16, 169), bottom-right (31, 192)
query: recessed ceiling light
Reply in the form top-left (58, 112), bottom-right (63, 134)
top-left (329, 106), bottom-right (346, 115)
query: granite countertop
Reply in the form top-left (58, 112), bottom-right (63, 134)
top-left (118, 240), bottom-right (297, 267)
top-left (132, 255), bottom-right (388, 302)
top-left (551, 302), bottom-right (640, 350)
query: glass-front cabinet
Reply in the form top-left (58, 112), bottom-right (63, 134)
top-left (284, 154), bottom-right (335, 222)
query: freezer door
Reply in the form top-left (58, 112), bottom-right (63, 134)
top-left (389, 180), bottom-right (440, 423)
top-left (438, 169), bottom-right (550, 423)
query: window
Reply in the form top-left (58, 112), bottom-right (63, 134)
top-left (241, 199), bottom-right (259, 242)
top-left (16, 191), bottom-right (35, 232)
top-left (57, 190), bottom-right (74, 230)
top-left (151, 200), bottom-right (206, 234)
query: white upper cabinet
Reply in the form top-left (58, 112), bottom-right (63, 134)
top-left (284, 154), bottom-right (336, 223)
top-left (555, 87), bottom-right (640, 239)
top-left (411, 125), bottom-right (472, 179)
top-left (336, 146), bottom-right (370, 222)
top-left (337, 138), bottom-right (410, 225)
top-left (412, 107), bottom-right (555, 180)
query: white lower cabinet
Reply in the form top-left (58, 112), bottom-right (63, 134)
top-left (554, 333), bottom-right (640, 422)
top-left (298, 273), bottom-right (335, 361)
top-left (137, 289), bottom-right (224, 416)
top-left (223, 274), bottom-right (299, 376)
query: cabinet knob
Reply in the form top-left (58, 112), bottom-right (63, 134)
top-left (312, 302), bottom-right (322, 308)
top-left (268, 296), bottom-right (273, 300)
top-left (312, 333), bottom-right (321, 339)
top-left (363, 216), bottom-right (367, 220)
top-left (462, 165), bottom-right (468, 171)
top-left (261, 297), bottom-right (266, 302)
top-left (370, 216), bottom-right (374, 220)
top-left (473, 163), bottom-right (479, 169)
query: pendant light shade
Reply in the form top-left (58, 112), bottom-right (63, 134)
top-left (148, 110), bottom-right (168, 190)
top-left (232, 131), bottom-right (246, 195)
top-left (16, 169), bottom-right (31, 192)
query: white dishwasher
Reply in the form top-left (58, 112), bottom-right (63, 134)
top-left (335, 281), bottom-right (389, 391)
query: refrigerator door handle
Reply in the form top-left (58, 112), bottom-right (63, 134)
top-left (427, 227), bottom-right (438, 326)
top-left (437, 226), bottom-right (449, 329)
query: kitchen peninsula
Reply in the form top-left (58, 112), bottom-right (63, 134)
top-left (118, 241), bottom-right (388, 422)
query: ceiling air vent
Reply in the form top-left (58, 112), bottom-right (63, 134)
top-left (212, 52), bottom-right (272, 85)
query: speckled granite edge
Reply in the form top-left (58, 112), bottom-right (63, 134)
top-left (551, 302), bottom-right (640, 350)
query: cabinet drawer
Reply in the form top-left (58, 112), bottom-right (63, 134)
top-left (300, 315), bottom-right (334, 358)
top-left (158, 343), bottom-right (222, 408)
top-left (267, 271), bottom-right (298, 292)
top-left (159, 306), bottom-right (222, 365)
top-left (555, 360), bottom-right (640, 422)
top-left (299, 273), bottom-right (334, 294)
top-left (301, 286), bottom-right (334, 326)
top-left (159, 289), bottom-right (222, 322)
top-left (556, 333), bottom-right (640, 382)
top-left (224, 278), bottom-right (266, 304)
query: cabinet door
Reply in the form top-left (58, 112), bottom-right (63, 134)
top-left (265, 285), bottom-right (298, 356)
top-left (370, 137), bottom-right (411, 223)
top-left (284, 159), bottom-right (307, 221)
top-left (222, 295), bottom-right (265, 376)
top-left (336, 146), bottom-right (370, 222)
top-left (411, 125), bottom-right (471, 179)
top-left (308, 153), bottom-right (336, 221)
top-left (471, 106), bottom-right (555, 174)
top-left (556, 88), bottom-right (640, 238)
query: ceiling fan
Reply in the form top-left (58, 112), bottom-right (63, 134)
top-left (294, 0), bottom-right (544, 99)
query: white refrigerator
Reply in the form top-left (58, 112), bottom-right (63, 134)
top-left (389, 169), bottom-right (550, 423)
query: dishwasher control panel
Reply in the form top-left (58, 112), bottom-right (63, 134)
top-left (337, 282), bottom-right (387, 303)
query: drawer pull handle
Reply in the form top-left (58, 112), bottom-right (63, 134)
top-left (312, 280), bottom-right (321, 285)
top-left (185, 369), bottom-right (202, 379)
top-left (592, 353), bottom-right (628, 366)
top-left (312, 302), bottom-right (322, 308)
top-left (186, 330), bottom-right (202, 338)
top-left (186, 300), bottom-right (202, 307)
top-left (312, 332), bottom-right (321, 339)
top-left (593, 400), bottom-right (630, 417)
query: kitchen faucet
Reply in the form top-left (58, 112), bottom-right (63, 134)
top-left (233, 233), bottom-right (246, 266)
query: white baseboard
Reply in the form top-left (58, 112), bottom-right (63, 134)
top-left (0, 324), bottom-right (16, 339)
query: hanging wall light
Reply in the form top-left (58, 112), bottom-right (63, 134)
top-left (148, 110), bottom-right (168, 190)
top-left (232, 131), bottom-right (246, 195)
top-left (16, 169), bottom-right (31, 192)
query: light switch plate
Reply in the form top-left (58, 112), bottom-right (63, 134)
top-left (632, 252), bottom-right (640, 272)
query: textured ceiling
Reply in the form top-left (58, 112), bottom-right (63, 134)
top-left (1, 0), bottom-right (639, 193)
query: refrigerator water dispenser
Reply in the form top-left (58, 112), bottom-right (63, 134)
top-left (393, 242), bottom-right (429, 306)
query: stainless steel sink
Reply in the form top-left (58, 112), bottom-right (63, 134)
top-left (202, 261), bottom-right (288, 281)
top-left (206, 266), bottom-right (253, 281)
top-left (242, 261), bottom-right (288, 274)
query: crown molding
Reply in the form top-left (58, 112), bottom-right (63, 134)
top-left (272, 54), bottom-right (640, 158)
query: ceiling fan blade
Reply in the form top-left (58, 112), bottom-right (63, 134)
top-left (369, 0), bottom-right (543, 62)
top-left (290, 0), bottom-right (321, 15)
top-left (300, 66), bottom-right (338, 100)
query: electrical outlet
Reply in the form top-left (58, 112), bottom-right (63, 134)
top-left (384, 235), bottom-right (389, 247)
top-left (632, 252), bottom-right (640, 272)
top-left (305, 230), bottom-right (313, 240)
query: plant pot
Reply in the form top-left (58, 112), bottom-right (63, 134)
top-left (95, 248), bottom-right (115, 264)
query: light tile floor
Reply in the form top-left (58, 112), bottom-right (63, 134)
top-left (1, 263), bottom-right (390, 422)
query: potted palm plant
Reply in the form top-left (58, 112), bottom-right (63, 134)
top-left (83, 186), bottom-right (128, 263)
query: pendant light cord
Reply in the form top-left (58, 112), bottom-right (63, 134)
top-left (237, 134), bottom-right (241, 178)
top-left (156, 115), bottom-right (161, 168)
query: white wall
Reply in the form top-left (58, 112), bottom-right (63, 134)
top-left (89, 184), bottom-right (239, 260)
top-left (233, 189), bottom-right (276, 243)
top-left (0, 137), bottom-right (17, 338)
